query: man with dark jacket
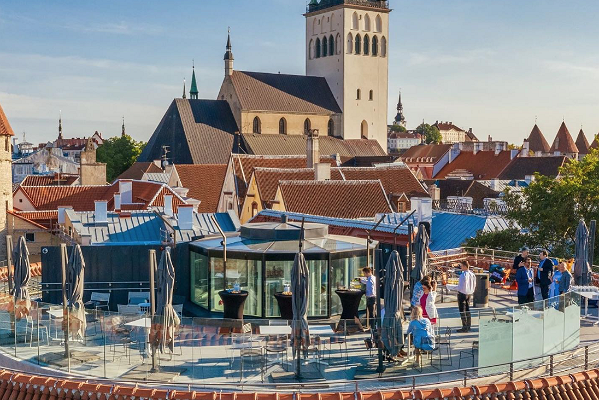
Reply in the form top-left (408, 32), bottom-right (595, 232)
top-left (513, 247), bottom-right (529, 270)
top-left (516, 257), bottom-right (534, 304)
top-left (537, 250), bottom-right (554, 300)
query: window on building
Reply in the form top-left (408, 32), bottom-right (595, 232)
top-left (355, 34), bottom-right (361, 54)
top-left (315, 38), bottom-right (321, 58)
top-left (361, 120), bottom-right (368, 138)
top-left (279, 118), bottom-right (287, 135)
top-left (329, 34), bottom-right (334, 56)
top-left (25, 233), bottom-right (35, 242)
top-left (252, 116), bottom-right (261, 134)
top-left (322, 36), bottom-right (328, 57)
top-left (313, 19), bottom-right (319, 35)
top-left (330, 13), bottom-right (336, 31)
top-left (381, 36), bottom-right (387, 57)
top-left (375, 15), bottom-right (382, 33)
top-left (369, 90), bottom-right (373, 101)
top-left (356, 89), bottom-right (361, 100)
top-left (363, 34), bottom-right (369, 55)
top-left (336, 33), bottom-right (342, 54)
top-left (352, 12), bottom-right (359, 30)
top-left (308, 39), bottom-right (314, 59)
top-left (346, 33), bottom-right (353, 53)
top-left (327, 119), bottom-right (334, 136)
top-left (364, 14), bottom-right (371, 31)
top-left (251, 202), bottom-right (258, 217)
top-left (372, 36), bottom-right (378, 56)
top-left (304, 118), bottom-right (312, 133)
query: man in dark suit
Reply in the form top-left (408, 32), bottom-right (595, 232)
top-left (513, 247), bottom-right (529, 270)
top-left (537, 250), bottom-right (554, 300)
top-left (516, 257), bottom-right (534, 304)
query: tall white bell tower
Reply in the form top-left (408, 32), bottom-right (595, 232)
top-left (305, 0), bottom-right (390, 151)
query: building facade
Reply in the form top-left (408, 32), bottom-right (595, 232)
top-left (305, 0), bottom-right (390, 150)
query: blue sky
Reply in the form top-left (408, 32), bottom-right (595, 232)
top-left (0, 0), bottom-right (597, 146)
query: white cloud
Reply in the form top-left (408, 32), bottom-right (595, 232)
top-left (544, 60), bottom-right (598, 75)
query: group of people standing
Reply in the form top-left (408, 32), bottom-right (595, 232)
top-left (514, 247), bottom-right (573, 305)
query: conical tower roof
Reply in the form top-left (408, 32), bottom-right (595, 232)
top-left (590, 135), bottom-right (599, 150)
top-left (575, 128), bottom-right (590, 154)
top-left (526, 124), bottom-right (550, 153)
top-left (0, 102), bottom-right (15, 137)
top-left (189, 67), bottom-right (199, 99)
top-left (551, 122), bottom-right (578, 154)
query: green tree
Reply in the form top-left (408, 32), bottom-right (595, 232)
top-left (389, 124), bottom-right (407, 133)
top-left (415, 123), bottom-right (442, 144)
top-left (468, 149), bottom-right (599, 262)
top-left (96, 135), bottom-right (146, 182)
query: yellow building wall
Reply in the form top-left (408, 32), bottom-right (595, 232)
top-left (240, 112), bottom-right (331, 136)
top-left (239, 175), bottom-right (263, 224)
top-left (7, 215), bottom-right (57, 263)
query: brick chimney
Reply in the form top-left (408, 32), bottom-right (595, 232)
top-left (307, 129), bottom-right (320, 169)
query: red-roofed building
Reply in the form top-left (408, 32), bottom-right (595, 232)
top-left (19, 173), bottom-right (79, 187)
top-left (551, 122), bottom-right (578, 159)
top-left (434, 150), bottom-right (516, 180)
top-left (398, 144), bottom-right (453, 179)
top-left (433, 121), bottom-right (478, 143)
top-left (174, 164), bottom-right (228, 213)
top-left (525, 124), bottom-right (551, 155)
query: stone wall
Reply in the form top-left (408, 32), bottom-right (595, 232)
top-left (0, 136), bottom-right (12, 261)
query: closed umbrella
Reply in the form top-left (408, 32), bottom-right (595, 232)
top-left (381, 250), bottom-right (404, 356)
top-left (67, 244), bottom-right (86, 339)
top-left (291, 251), bottom-right (309, 377)
top-left (411, 223), bottom-right (429, 282)
top-left (150, 247), bottom-right (180, 353)
top-left (574, 220), bottom-right (590, 285)
top-left (12, 236), bottom-right (31, 320)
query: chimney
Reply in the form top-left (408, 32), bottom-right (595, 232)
top-left (58, 206), bottom-right (73, 224)
top-left (314, 163), bottom-right (331, 181)
top-left (164, 194), bottom-right (173, 216)
top-left (473, 142), bottom-right (480, 155)
top-left (306, 129), bottom-right (320, 169)
top-left (428, 185), bottom-right (440, 201)
top-left (521, 140), bottom-right (529, 157)
top-left (177, 204), bottom-right (194, 230)
top-left (488, 135), bottom-right (492, 142)
top-left (490, 178), bottom-right (500, 191)
top-left (119, 180), bottom-right (133, 204)
top-left (495, 142), bottom-right (503, 156)
top-left (94, 200), bottom-right (108, 224)
top-left (114, 193), bottom-right (121, 211)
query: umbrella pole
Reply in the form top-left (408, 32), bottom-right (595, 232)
top-left (149, 249), bottom-right (158, 373)
top-left (60, 244), bottom-right (70, 364)
top-left (375, 249), bottom-right (385, 374)
top-left (296, 218), bottom-right (305, 381)
top-left (588, 220), bottom-right (596, 284)
top-left (6, 236), bottom-right (14, 339)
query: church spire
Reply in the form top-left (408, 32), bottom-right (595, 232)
top-left (394, 90), bottom-right (406, 127)
top-left (182, 78), bottom-right (186, 99)
top-left (224, 28), bottom-right (234, 77)
top-left (121, 116), bottom-right (126, 137)
top-left (58, 111), bottom-right (63, 140)
top-left (189, 61), bottom-right (199, 99)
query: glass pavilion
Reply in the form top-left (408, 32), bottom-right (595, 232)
top-left (189, 220), bottom-right (376, 318)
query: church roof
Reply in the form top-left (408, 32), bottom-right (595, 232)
top-left (230, 71), bottom-right (341, 115)
top-left (116, 162), bottom-right (163, 181)
top-left (189, 68), bottom-right (199, 96)
top-left (241, 133), bottom-right (386, 159)
top-left (551, 122), bottom-right (578, 154)
top-left (575, 129), bottom-right (590, 154)
top-left (527, 124), bottom-right (551, 153)
top-left (138, 99), bottom-right (238, 165)
top-left (0, 102), bottom-right (15, 136)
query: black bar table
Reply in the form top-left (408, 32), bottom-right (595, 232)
top-left (218, 290), bottom-right (248, 320)
top-left (274, 292), bottom-right (293, 320)
top-left (335, 289), bottom-right (365, 332)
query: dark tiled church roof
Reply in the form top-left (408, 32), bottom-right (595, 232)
top-left (230, 71), bottom-right (341, 114)
top-left (499, 155), bottom-right (567, 180)
top-left (139, 99), bottom-right (238, 165)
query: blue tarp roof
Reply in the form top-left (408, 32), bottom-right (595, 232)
top-left (429, 211), bottom-right (511, 251)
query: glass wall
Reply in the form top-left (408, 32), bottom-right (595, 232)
top-left (226, 258), bottom-right (262, 317)
top-left (190, 252), bottom-right (209, 309)
top-left (308, 259), bottom-right (328, 317)
top-left (265, 260), bottom-right (293, 317)
top-left (330, 255), bottom-right (367, 315)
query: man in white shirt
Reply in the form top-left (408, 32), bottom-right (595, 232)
top-left (456, 260), bottom-right (476, 333)
top-left (360, 267), bottom-right (377, 329)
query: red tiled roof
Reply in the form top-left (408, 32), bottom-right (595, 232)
top-left (279, 180), bottom-right (392, 219)
top-left (399, 144), bottom-right (452, 163)
top-left (11, 211), bottom-right (58, 229)
top-left (339, 164), bottom-right (428, 199)
top-left (0, 102), bottom-right (15, 137)
top-left (20, 174), bottom-right (79, 187)
top-left (253, 167), bottom-right (344, 203)
top-left (174, 164), bottom-right (228, 213)
top-left (551, 122), bottom-right (578, 154)
top-left (6, 210), bottom-right (49, 230)
top-left (527, 124), bottom-right (551, 153)
top-left (116, 162), bottom-right (163, 181)
top-left (434, 150), bottom-right (513, 180)
top-left (575, 129), bottom-right (590, 154)
top-left (433, 121), bottom-right (464, 132)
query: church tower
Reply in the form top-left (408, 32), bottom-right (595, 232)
top-left (0, 102), bottom-right (14, 261)
top-left (189, 63), bottom-right (199, 99)
top-left (305, 0), bottom-right (390, 151)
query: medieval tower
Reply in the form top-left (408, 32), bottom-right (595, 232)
top-left (0, 103), bottom-right (14, 261)
top-left (305, 0), bottom-right (390, 150)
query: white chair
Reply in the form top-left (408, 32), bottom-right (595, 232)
top-left (127, 292), bottom-right (150, 305)
top-left (85, 292), bottom-right (110, 311)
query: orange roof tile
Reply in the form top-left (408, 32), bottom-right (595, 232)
top-left (527, 124), bottom-right (551, 153)
top-left (279, 180), bottom-right (392, 219)
top-left (0, 102), bottom-right (15, 137)
top-left (175, 164), bottom-right (228, 213)
top-left (115, 162), bottom-right (163, 181)
top-left (20, 174), bottom-right (79, 187)
top-left (434, 150), bottom-right (513, 180)
top-left (339, 164), bottom-right (428, 198)
top-left (398, 144), bottom-right (452, 163)
top-left (253, 167), bottom-right (344, 203)
top-left (551, 122), bottom-right (578, 154)
top-left (7, 211), bottom-right (49, 230)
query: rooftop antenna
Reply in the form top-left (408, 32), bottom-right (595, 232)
top-left (535, 115), bottom-right (537, 124)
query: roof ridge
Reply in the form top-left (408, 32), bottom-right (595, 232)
top-left (279, 179), bottom-right (381, 185)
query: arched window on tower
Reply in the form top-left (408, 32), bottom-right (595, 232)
top-left (352, 12), bottom-right (359, 30)
top-left (308, 39), bottom-right (314, 59)
top-left (253, 116), bottom-right (261, 134)
top-left (375, 15), bottom-right (382, 33)
top-left (381, 36), bottom-right (387, 57)
top-left (346, 33), bottom-right (353, 53)
top-left (356, 89), bottom-right (361, 100)
top-left (279, 118), bottom-right (287, 135)
top-left (329, 34), bottom-right (334, 56)
top-left (322, 36), bottom-right (328, 57)
top-left (363, 34), bottom-right (369, 55)
top-left (315, 37), bottom-right (321, 58)
top-left (313, 19), bottom-right (319, 35)
top-left (364, 14), bottom-right (371, 31)
top-left (304, 118), bottom-right (312, 134)
top-left (330, 13), bottom-right (336, 31)
top-left (369, 90), bottom-right (373, 101)
top-left (372, 36), bottom-right (378, 56)
top-left (361, 120), bottom-right (368, 139)
top-left (327, 119), bottom-right (334, 137)
top-left (336, 34), bottom-right (342, 54)
top-left (355, 34), bottom-right (361, 54)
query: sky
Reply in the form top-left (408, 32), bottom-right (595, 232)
top-left (0, 0), bottom-right (598, 147)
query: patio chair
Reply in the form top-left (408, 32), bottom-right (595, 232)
top-left (127, 292), bottom-right (150, 305)
top-left (104, 315), bottom-right (135, 363)
top-left (85, 292), bottom-right (110, 311)
top-left (412, 339), bottom-right (442, 372)
top-left (326, 332), bottom-right (348, 363)
top-left (25, 310), bottom-right (49, 347)
top-left (436, 326), bottom-right (452, 366)
top-left (458, 341), bottom-right (478, 369)
top-left (117, 304), bottom-right (143, 316)
top-left (264, 334), bottom-right (289, 368)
